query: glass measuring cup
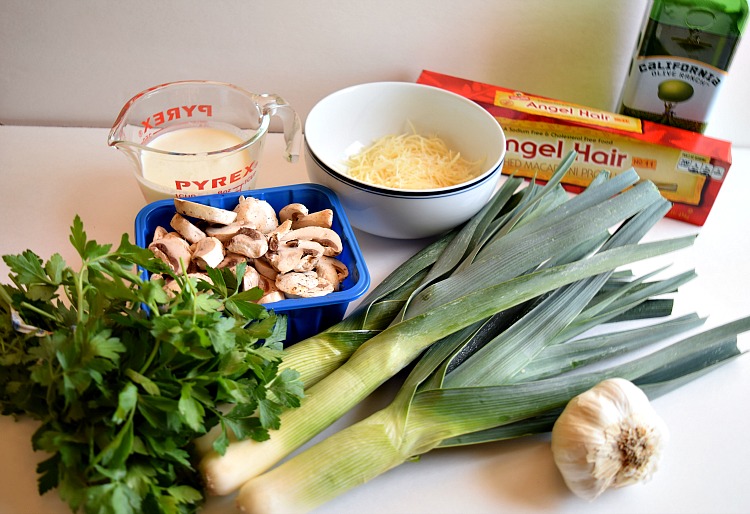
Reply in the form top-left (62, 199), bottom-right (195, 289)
top-left (108, 80), bottom-right (302, 202)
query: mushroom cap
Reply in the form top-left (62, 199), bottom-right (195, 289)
top-left (205, 223), bottom-right (247, 244)
top-left (258, 291), bottom-right (286, 305)
top-left (256, 275), bottom-right (286, 304)
top-left (267, 219), bottom-right (293, 241)
top-left (153, 226), bottom-right (170, 241)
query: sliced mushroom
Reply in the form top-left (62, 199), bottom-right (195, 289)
top-left (160, 231), bottom-right (187, 242)
top-left (226, 228), bottom-right (269, 259)
top-left (158, 272), bottom-right (214, 297)
top-left (191, 237), bottom-right (225, 270)
top-left (258, 290), bottom-right (286, 304)
top-left (257, 274), bottom-right (275, 293)
top-left (279, 226), bottom-right (343, 257)
top-left (257, 275), bottom-right (286, 304)
top-left (315, 256), bottom-right (349, 291)
top-left (188, 272), bottom-right (214, 286)
top-left (174, 198), bottom-right (238, 225)
top-left (267, 239), bottom-right (325, 274)
top-left (234, 196), bottom-right (279, 233)
top-left (170, 213), bottom-right (206, 244)
top-left (205, 223), bottom-right (246, 244)
top-left (149, 235), bottom-right (192, 273)
top-left (276, 271), bottom-right (334, 298)
top-left (252, 256), bottom-right (279, 280)
top-left (208, 218), bottom-right (289, 245)
top-left (217, 252), bottom-right (248, 270)
top-left (241, 265), bottom-right (261, 292)
top-left (278, 203), bottom-right (308, 223)
top-left (149, 195), bottom-right (347, 301)
top-left (153, 226), bottom-right (170, 241)
top-left (267, 219), bottom-right (293, 241)
top-left (267, 220), bottom-right (293, 256)
top-left (292, 209), bottom-right (334, 229)
top-left (162, 277), bottom-right (183, 297)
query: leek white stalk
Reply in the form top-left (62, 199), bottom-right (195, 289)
top-left (550, 378), bottom-right (669, 501)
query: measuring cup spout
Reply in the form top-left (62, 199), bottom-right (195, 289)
top-left (259, 93), bottom-right (302, 163)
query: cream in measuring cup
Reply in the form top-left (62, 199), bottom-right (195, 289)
top-left (108, 81), bottom-right (302, 203)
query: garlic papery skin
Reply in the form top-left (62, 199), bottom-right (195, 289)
top-left (550, 378), bottom-right (669, 501)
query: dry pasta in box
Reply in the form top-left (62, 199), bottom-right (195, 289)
top-left (417, 69), bottom-right (733, 226)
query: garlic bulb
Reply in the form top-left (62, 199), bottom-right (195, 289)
top-left (550, 378), bottom-right (669, 501)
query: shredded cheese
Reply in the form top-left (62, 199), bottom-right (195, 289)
top-left (345, 129), bottom-right (484, 190)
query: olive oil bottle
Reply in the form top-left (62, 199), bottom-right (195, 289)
top-left (618, 0), bottom-right (748, 133)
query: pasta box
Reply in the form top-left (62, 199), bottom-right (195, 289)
top-left (417, 69), bottom-right (733, 226)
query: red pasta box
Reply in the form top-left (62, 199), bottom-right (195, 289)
top-left (417, 69), bottom-right (733, 226)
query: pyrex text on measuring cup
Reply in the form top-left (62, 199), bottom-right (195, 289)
top-left (108, 81), bottom-right (302, 203)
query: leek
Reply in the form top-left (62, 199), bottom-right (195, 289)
top-left (234, 293), bottom-right (749, 514)
top-left (199, 153), bottom-right (711, 496)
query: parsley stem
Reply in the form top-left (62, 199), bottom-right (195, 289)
top-left (140, 339), bottom-right (161, 375)
top-left (75, 264), bottom-right (87, 325)
top-left (18, 301), bottom-right (58, 322)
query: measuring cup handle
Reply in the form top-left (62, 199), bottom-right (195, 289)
top-left (260, 94), bottom-right (302, 163)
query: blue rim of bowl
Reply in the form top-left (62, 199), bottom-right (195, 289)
top-left (305, 140), bottom-right (504, 199)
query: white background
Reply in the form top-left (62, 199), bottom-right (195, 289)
top-left (2, 0), bottom-right (749, 146)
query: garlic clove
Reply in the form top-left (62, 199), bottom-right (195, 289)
top-left (550, 378), bottom-right (669, 501)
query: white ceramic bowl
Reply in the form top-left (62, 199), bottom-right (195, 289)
top-left (304, 82), bottom-right (506, 239)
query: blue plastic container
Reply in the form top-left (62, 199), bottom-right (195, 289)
top-left (134, 183), bottom-right (371, 344)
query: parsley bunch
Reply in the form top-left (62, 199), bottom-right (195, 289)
top-left (0, 216), bottom-right (303, 513)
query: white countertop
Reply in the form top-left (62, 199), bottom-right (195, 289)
top-left (0, 125), bottom-right (748, 514)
